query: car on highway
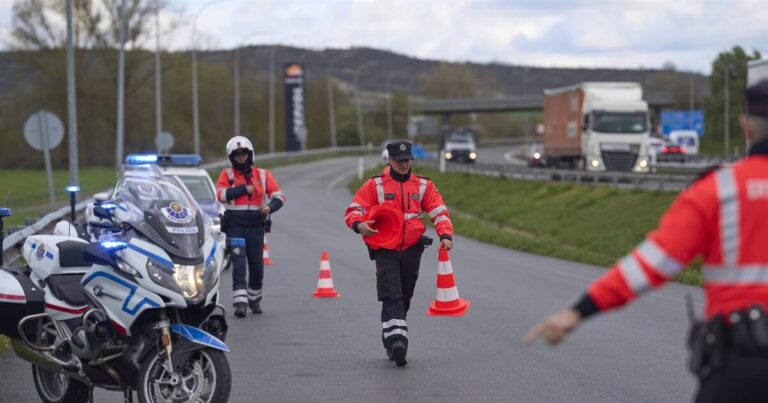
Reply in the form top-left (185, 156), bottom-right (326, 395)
top-left (658, 140), bottom-right (686, 162)
top-left (527, 142), bottom-right (546, 167)
top-left (669, 130), bottom-right (699, 156)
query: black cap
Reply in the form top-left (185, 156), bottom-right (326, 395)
top-left (386, 141), bottom-right (414, 161)
top-left (745, 80), bottom-right (768, 117)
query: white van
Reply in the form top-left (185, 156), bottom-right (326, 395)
top-left (669, 130), bottom-right (699, 156)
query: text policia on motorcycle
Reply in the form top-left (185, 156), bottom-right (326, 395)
top-left (524, 79), bottom-right (768, 403)
top-left (0, 166), bottom-right (232, 402)
top-left (345, 140), bottom-right (454, 367)
top-left (216, 136), bottom-right (286, 318)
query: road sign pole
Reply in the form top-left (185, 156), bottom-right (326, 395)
top-left (37, 114), bottom-right (56, 209)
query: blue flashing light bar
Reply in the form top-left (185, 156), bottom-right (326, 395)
top-left (0, 208), bottom-right (11, 217)
top-left (100, 241), bottom-right (128, 251)
top-left (125, 154), bottom-right (202, 167)
top-left (100, 203), bottom-right (118, 210)
top-left (125, 154), bottom-right (159, 165)
top-left (65, 185), bottom-right (81, 193)
top-left (158, 154), bottom-right (203, 167)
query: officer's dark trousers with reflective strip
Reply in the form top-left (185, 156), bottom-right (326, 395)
top-left (374, 243), bottom-right (423, 350)
top-left (227, 223), bottom-right (264, 305)
top-left (695, 351), bottom-right (768, 403)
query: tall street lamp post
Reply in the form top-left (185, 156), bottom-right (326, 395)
top-left (191, 0), bottom-right (228, 156)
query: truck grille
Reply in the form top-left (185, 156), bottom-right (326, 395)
top-left (601, 151), bottom-right (637, 172)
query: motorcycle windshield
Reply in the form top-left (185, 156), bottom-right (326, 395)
top-left (115, 167), bottom-right (206, 262)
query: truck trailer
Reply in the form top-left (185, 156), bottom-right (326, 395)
top-left (542, 82), bottom-right (651, 172)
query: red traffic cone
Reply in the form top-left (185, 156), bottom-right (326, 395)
top-left (428, 246), bottom-right (470, 316)
top-left (312, 251), bottom-right (340, 298)
top-left (263, 234), bottom-right (273, 266)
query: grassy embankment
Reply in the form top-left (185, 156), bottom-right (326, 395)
top-left (349, 166), bottom-right (702, 286)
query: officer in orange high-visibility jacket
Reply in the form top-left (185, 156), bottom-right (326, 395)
top-left (345, 140), bottom-right (454, 367)
top-left (524, 80), bottom-right (768, 403)
top-left (216, 136), bottom-right (286, 318)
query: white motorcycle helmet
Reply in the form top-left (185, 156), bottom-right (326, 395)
top-left (225, 136), bottom-right (254, 169)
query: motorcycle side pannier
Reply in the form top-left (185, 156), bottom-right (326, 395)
top-left (0, 266), bottom-right (45, 338)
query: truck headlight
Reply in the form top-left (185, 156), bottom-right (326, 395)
top-left (590, 159), bottom-right (600, 168)
top-left (469, 152), bottom-right (477, 160)
top-left (445, 152), bottom-right (453, 160)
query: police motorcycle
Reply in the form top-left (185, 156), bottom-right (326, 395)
top-left (0, 164), bottom-right (231, 403)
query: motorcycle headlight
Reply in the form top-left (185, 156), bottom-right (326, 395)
top-left (147, 259), bottom-right (183, 295)
top-left (173, 264), bottom-right (206, 303)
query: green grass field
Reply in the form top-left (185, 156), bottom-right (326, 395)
top-left (0, 336), bottom-right (7, 354)
top-left (350, 166), bottom-right (702, 286)
top-left (0, 168), bottom-right (119, 226)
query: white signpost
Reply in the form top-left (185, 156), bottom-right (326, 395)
top-left (23, 111), bottom-right (65, 209)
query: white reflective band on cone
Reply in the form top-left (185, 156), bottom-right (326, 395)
top-left (317, 279), bottom-right (334, 288)
top-left (320, 261), bottom-right (330, 270)
top-left (438, 261), bottom-right (454, 275)
top-left (437, 287), bottom-right (460, 302)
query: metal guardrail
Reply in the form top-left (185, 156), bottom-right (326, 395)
top-left (419, 160), bottom-right (697, 192)
top-left (2, 146), bottom-right (369, 264)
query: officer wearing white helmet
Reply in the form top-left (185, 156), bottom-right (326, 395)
top-left (216, 136), bottom-right (286, 317)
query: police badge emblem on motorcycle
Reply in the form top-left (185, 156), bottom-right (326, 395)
top-left (162, 202), bottom-right (193, 224)
top-left (35, 244), bottom-right (45, 260)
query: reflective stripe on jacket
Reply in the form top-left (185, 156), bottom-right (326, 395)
top-left (587, 154), bottom-right (768, 319)
top-left (215, 167), bottom-right (286, 211)
top-left (345, 172), bottom-right (453, 251)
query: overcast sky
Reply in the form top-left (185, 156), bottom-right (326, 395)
top-left (0, 0), bottom-right (766, 74)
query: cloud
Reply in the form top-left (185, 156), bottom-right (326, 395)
top-left (1, 0), bottom-right (766, 73)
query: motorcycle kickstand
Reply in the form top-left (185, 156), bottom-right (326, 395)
top-left (123, 388), bottom-right (133, 403)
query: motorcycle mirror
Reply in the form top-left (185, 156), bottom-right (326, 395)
top-left (93, 205), bottom-right (113, 221)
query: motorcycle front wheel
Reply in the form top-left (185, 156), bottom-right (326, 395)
top-left (31, 365), bottom-right (89, 403)
top-left (137, 348), bottom-right (231, 403)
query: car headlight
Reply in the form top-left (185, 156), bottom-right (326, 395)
top-left (469, 152), bottom-right (477, 160)
top-left (173, 264), bottom-right (205, 303)
top-left (445, 152), bottom-right (453, 159)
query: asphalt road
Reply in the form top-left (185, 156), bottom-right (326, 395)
top-left (0, 156), bottom-right (703, 402)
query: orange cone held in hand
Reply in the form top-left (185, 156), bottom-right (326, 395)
top-left (428, 246), bottom-right (470, 316)
top-left (263, 234), bottom-right (273, 266)
top-left (312, 251), bottom-right (340, 298)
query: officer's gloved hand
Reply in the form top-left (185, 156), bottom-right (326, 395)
top-left (441, 239), bottom-right (453, 251)
top-left (357, 220), bottom-right (379, 237)
top-left (522, 308), bottom-right (582, 346)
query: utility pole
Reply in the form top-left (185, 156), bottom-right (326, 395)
top-left (65, 0), bottom-right (79, 186)
top-left (154, 0), bottom-right (162, 144)
top-left (115, 0), bottom-right (126, 171)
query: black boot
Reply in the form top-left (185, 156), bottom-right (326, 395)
top-left (234, 302), bottom-right (247, 318)
top-left (389, 341), bottom-right (407, 367)
top-left (249, 299), bottom-right (262, 314)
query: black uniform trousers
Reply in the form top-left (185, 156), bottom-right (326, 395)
top-left (695, 351), bottom-right (768, 403)
top-left (227, 222), bottom-right (264, 306)
top-left (374, 243), bottom-right (424, 349)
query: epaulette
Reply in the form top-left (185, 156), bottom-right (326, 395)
top-left (370, 173), bottom-right (385, 179)
top-left (415, 174), bottom-right (430, 181)
top-left (692, 164), bottom-right (722, 183)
